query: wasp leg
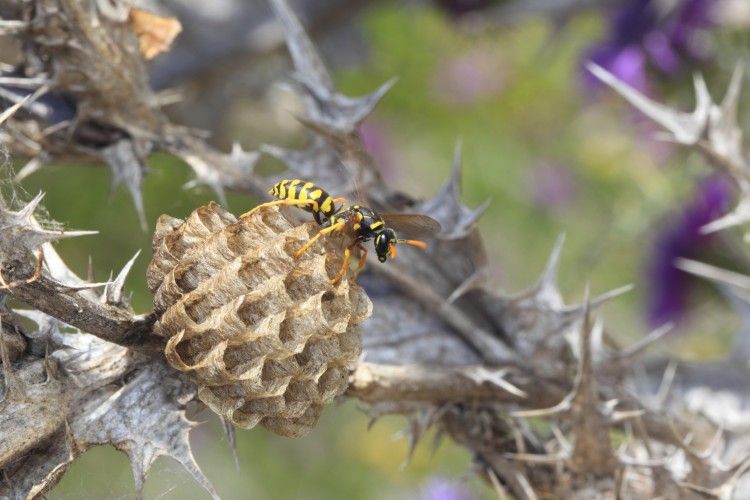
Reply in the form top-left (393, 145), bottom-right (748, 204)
top-left (293, 220), bottom-right (346, 258)
top-left (351, 244), bottom-right (367, 282)
top-left (333, 197), bottom-right (348, 205)
top-left (331, 245), bottom-right (353, 286)
top-left (240, 198), bottom-right (320, 219)
top-left (332, 243), bottom-right (367, 285)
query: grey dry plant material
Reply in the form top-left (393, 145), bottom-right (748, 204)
top-left (2, 0), bottom-right (750, 499)
top-left (0, 193), bottom-right (217, 499)
top-left (147, 202), bottom-right (371, 437)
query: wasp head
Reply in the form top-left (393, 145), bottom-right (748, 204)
top-left (374, 228), bottom-right (397, 263)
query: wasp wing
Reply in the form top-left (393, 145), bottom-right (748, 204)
top-left (380, 213), bottom-right (442, 238)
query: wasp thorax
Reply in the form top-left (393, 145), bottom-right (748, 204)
top-left (147, 203), bottom-right (372, 437)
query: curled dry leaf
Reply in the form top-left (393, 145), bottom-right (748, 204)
top-left (128, 7), bottom-right (183, 60)
top-left (147, 203), bottom-right (372, 437)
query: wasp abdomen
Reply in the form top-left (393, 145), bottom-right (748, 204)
top-left (272, 180), bottom-right (338, 224)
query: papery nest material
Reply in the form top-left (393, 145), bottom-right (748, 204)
top-left (147, 203), bottom-right (372, 437)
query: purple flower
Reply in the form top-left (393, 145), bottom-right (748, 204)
top-left (524, 162), bottom-right (577, 210)
top-left (584, 0), bottom-right (717, 92)
top-left (645, 175), bottom-right (732, 328)
top-left (420, 476), bottom-right (475, 500)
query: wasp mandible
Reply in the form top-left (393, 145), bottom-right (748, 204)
top-left (241, 179), bottom-right (441, 285)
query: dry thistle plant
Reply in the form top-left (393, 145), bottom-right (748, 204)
top-left (1, 0), bottom-right (750, 499)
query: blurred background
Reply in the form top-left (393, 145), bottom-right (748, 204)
top-left (5, 0), bottom-right (749, 498)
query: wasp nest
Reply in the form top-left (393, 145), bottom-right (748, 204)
top-left (147, 203), bottom-right (372, 437)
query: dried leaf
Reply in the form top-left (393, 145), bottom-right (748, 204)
top-left (129, 8), bottom-right (182, 60)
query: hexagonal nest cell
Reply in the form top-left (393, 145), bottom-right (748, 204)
top-left (147, 203), bottom-right (372, 437)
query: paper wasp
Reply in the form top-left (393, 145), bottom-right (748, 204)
top-left (241, 179), bottom-right (441, 285)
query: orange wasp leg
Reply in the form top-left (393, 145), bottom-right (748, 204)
top-left (332, 243), bottom-right (368, 286)
top-left (351, 244), bottom-right (367, 282)
top-left (240, 198), bottom-right (320, 219)
top-left (331, 246), bottom-right (352, 286)
top-left (293, 220), bottom-right (346, 258)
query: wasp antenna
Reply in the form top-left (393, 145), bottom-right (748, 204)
top-left (399, 239), bottom-right (428, 250)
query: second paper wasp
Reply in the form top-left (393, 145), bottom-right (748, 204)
top-left (241, 179), bottom-right (441, 285)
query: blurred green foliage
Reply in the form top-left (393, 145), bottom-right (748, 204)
top-left (51, 404), bottom-right (476, 499)
top-left (32, 2), bottom-right (746, 499)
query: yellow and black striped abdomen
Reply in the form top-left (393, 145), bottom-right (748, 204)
top-left (270, 179), bottom-right (338, 224)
